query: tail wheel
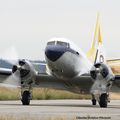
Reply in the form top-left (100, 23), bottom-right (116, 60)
top-left (21, 91), bottom-right (30, 105)
top-left (99, 93), bottom-right (108, 108)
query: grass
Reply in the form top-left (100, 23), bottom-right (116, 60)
top-left (0, 87), bottom-right (91, 100)
top-left (0, 115), bottom-right (76, 120)
top-left (0, 87), bottom-right (20, 100)
top-left (0, 87), bottom-right (119, 100)
top-left (32, 88), bottom-right (91, 100)
top-left (0, 87), bottom-right (119, 120)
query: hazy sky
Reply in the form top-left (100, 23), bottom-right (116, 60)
top-left (0, 0), bottom-right (120, 60)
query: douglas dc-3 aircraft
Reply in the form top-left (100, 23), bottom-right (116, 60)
top-left (0, 15), bottom-right (120, 108)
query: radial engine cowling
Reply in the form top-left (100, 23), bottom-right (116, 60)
top-left (12, 59), bottom-right (36, 85)
top-left (90, 63), bottom-right (115, 81)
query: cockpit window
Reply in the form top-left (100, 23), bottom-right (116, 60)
top-left (47, 41), bottom-right (55, 45)
top-left (57, 41), bottom-right (69, 47)
top-left (47, 41), bottom-right (70, 48)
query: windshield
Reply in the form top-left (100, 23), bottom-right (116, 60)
top-left (57, 41), bottom-right (69, 47)
top-left (47, 41), bottom-right (55, 45)
top-left (47, 41), bottom-right (70, 48)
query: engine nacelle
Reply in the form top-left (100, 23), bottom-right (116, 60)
top-left (90, 63), bottom-right (115, 81)
top-left (12, 59), bottom-right (36, 85)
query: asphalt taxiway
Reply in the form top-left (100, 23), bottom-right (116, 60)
top-left (0, 100), bottom-right (119, 120)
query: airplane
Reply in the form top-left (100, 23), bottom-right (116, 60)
top-left (0, 15), bottom-right (120, 108)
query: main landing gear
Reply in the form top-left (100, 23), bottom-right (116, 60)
top-left (21, 91), bottom-right (31, 105)
top-left (21, 84), bottom-right (33, 105)
top-left (91, 93), bottom-right (109, 108)
top-left (20, 77), bottom-right (34, 105)
top-left (99, 93), bottom-right (108, 108)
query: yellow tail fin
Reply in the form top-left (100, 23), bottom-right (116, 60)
top-left (87, 14), bottom-right (103, 61)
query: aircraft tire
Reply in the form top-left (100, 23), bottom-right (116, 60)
top-left (99, 93), bottom-right (107, 108)
top-left (92, 99), bottom-right (96, 105)
top-left (21, 91), bottom-right (30, 105)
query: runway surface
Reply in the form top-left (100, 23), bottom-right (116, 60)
top-left (0, 100), bottom-right (119, 120)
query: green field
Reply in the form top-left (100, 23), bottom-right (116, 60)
top-left (0, 87), bottom-right (91, 100)
top-left (0, 87), bottom-right (119, 100)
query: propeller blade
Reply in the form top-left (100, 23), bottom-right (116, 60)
top-left (90, 74), bottom-right (107, 95)
top-left (2, 70), bottom-right (21, 87)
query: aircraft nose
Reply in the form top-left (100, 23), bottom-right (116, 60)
top-left (45, 45), bottom-right (66, 62)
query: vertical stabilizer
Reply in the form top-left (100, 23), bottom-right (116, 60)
top-left (87, 14), bottom-right (105, 63)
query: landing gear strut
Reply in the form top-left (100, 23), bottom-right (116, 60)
top-left (91, 94), bottom-right (96, 105)
top-left (99, 93), bottom-right (108, 108)
top-left (21, 84), bottom-right (33, 105)
top-left (20, 77), bottom-right (34, 105)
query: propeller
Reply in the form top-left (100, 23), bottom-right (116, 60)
top-left (0, 47), bottom-right (36, 88)
top-left (2, 59), bottom-right (31, 87)
top-left (90, 63), bottom-right (109, 80)
top-left (0, 47), bottom-right (30, 87)
top-left (12, 60), bottom-right (30, 78)
top-left (2, 71), bottom-right (20, 87)
top-left (90, 63), bottom-right (110, 94)
top-left (0, 47), bottom-right (20, 87)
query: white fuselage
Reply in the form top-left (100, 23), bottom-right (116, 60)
top-left (45, 38), bottom-right (92, 80)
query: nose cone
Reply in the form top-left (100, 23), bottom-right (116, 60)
top-left (45, 45), bottom-right (66, 62)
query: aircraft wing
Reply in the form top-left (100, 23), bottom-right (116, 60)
top-left (113, 75), bottom-right (120, 88)
top-left (107, 59), bottom-right (120, 63)
top-left (35, 74), bottom-right (93, 93)
top-left (0, 66), bottom-right (91, 93)
top-left (107, 59), bottom-right (120, 74)
top-left (35, 73), bottom-right (120, 93)
top-left (0, 68), bottom-right (12, 86)
top-left (0, 66), bottom-right (119, 93)
top-left (0, 68), bottom-right (12, 75)
top-left (0, 68), bottom-right (93, 93)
